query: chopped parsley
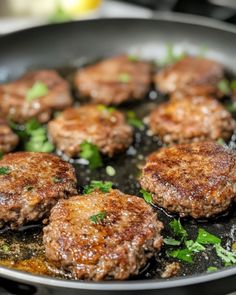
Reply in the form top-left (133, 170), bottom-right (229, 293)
top-left (9, 118), bottom-right (54, 153)
top-left (167, 248), bottom-right (193, 263)
top-left (106, 165), bottom-right (116, 176)
top-left (196, 228), bottom-right (221, 245)
top-left (140, 189), bottom-right (153, 204)
top-left (48, 5), bottom-right (72, 23)
top-left (0, 166), bottom-right (10, 175)
top-left (126, 111), bottom-right (144, 130)
top-left (207, 266), bottom-right (218, 272)
top-left (226, 102), bottom-right (236, 113)
top-left (80, 141), bottom-right (102, 169)
top-left (26, 81), bottom-right (49, 102)
top-left (217, 79), bottom-right (231, 95)
top-left (185, 240), bottom-right (205, 253)
top-left (165, 220), bottom-right (236, 266)
top-left (0, 244), bottom-right (10, 253)
top-left (52, 177), bottom-right (62, 183)
top-left (84, 180), bottom-right (113, 194)
top-left (118, 73), bottom-right (131, 83)
top-left (128, 55), bottom-right (139, 62)
top-left (215, 244), bottom-right (236, 264)
top-left (164, 237), bottom-right (181, 246)
top-left (231, 79), bottom-right (236, 90)
top-left (216, 138), bottom-right (226, 145)
top-left (169, 219), bottom-right (187, 241)
top-left (97, 104), bottom-right (115, 113)
top-left (89, 211), bottom-right (106, 224)
top-left (161, 44), bottom-right (186, 66)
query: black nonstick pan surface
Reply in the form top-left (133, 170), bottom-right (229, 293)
top-left (0, 13), bottom-right (236, 295)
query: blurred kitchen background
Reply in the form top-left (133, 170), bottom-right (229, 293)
top-left (0, 0), bottom-right (236, 34)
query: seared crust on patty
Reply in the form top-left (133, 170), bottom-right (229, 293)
top-left (140, 142), bottom-right (236, 218)
top-left (0, 70), bottom-right (72, 123)
top-left (0, 119), bottom-right (19, 154)
top-left (149, 95), bottom-right (235, 143)
top-left (0, 152), bottom-right (77, 229)
top-left (154, 56), bottom-right (224, 97)
top-left (74, 55), bottom-right (152, 105)
top-left (48, 105), bottom-right (133, 157)
top-left (43, 189), bottom-right (163, 281)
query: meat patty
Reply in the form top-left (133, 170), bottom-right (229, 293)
top-left (140, 141), bottom-right (236, 218)
top-left (148, 95), bottom-right (235, 144)
top-left (0, 119), bottom-right (19, 154)
top-left (43, 189), bottom-right (163, 280)
top-left (0, 152), bottom-right (77, 229)
top-left (74, 55), bottom-right (152, 105)
top-left (48, 105), bottom-right (133, 157)
top-left (0, 70), bottom-right (72, 123)
top-left (154, 56), bottom-right (224, 97)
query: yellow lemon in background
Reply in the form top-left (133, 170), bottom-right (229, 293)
top-left (60, 0), bottom-right (102, 16)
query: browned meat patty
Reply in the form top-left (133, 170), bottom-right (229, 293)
top-left (148, 95), bottom-right (235, 144)
top-left (48, 105), bottom-right (133, 157)
top-left (154, 56), bottom-right (224, 97)
top-left (0, 119), bottom-right (19, 154)
top-left (74, 55), bottom-right (152, 105)
top-left (140, 141), bottom-right (236, 218)
top-left (0, 70), bottom-right (72, 123)
top-left (0, 152), bottom-right (77, 229)
top-left (43, 189), bottom-right (163, 281)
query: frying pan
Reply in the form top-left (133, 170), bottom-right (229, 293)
top-left (0, 13), bottom-right (236, 295)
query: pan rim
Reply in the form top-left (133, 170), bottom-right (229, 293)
top-left (0, 264), bottom-right (236, 290)
top-left (0, 12), bottom-right (235, 39)
top-left (0, 14), bottom-right (236, 289)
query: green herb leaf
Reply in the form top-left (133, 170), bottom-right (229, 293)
top-left (185, 240), bottom-right (206, 253)
top-left (140, 189), bottom-right (153, 204)
top-left (80, 141), bottom-right (102, 169)
top-left (164, 237), bottom-right (181, 246)
top-left (105, 165), bottom-right (116, 176)
top-left (118, 73), bottom-right (131, 83)
top-left (25, 137), bottom-right (54, 153)
top-left (226, 102), bottom-right (236, 113)
top-left (167, 248), bottom-right (193, 263)
top-left (89, 211), bottom-right (106, 224)
top-left (196, 228), bottom-right (221, 245)
top-left (48, 6), bottom-right (72, 23)
top-left (26, 82), bottom-right (49, 102)
top-left (126, 111), bottom-right (144, 129)
top-left (169, 219), bottom-right (188, 241)
top-left (207, 266), bottom-right (218, 272)
top-left (0, 166), bottom-right (10, 175)
top-left (128, 55), bottom-right (139, 62)
top-left (217, 79), bottom-right (231, 95)
top-left (231, 80), bottom-right (236, 90)
top-left (215, 244), bottom-right (236, 264)
top-left (97, 105), bottom-right (115, 113)
top-left (161, 44), bottom-right (186, 66)
top-left (25, 118), bottom-right (41, 133)
top-left (52, 177), bottom-right (62, 183)
top-left (0, 244), bottom-right (10, 253)
top-left (14, 118), bottom-right (55, 153)
top-left (216, 138), bottom-right (226, 145)
top-left (84, 180), bottom-right (113, 194)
